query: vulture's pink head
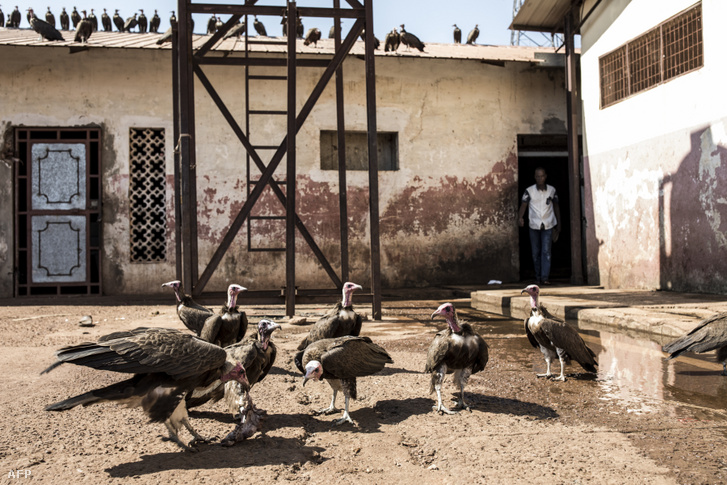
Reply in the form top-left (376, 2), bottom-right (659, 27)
top-left (341, 282), bottom-right (363, 307)
top-left (302, 360), bottom-right (323, 386)
top-left (221, 362), bottom-right (249, 387)
top-left (521, 284), bottom-right (541, 308)
top-left (226, 283), bottom-right (247, 308)
top-left (257, 319), bottom-right (281, 351)
top-left (161, 280), bottom-right (182, 301)
top-left (431, 302), bottom-right (460, 332)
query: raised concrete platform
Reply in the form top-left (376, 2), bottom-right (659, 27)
top-left (471, 285), bottom-right (727, 339)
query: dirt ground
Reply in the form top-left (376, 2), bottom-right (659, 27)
top-left (1, 293), bottom-right (727, 484)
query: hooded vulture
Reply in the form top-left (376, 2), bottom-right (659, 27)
top-left (426, 303), bottom-right (489, 414)
top-left (199, 284), bottom-right (249, 348)
top-left (384, 28), bottom-right (400, 52)
top-left (521, 284), bottom-right (598, 381)
top-left (27, 9), bottom-right (64, 41)
top-left (296, 336), bottom-right (393, 425)
top-left (42, 327), bottom-right (249, 452)
top-left (399, 24), bottom-right (425, 52)
top-left (297, 282), bottom-right (363, 351)
top-left (162, 280), bottom-right (214, 336)
top-left (662, 312), bottom-right (727, 375)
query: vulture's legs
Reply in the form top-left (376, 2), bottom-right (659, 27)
top-left (333, 395), bottom-right (354, 425)
top-left (314, 389), bottom-right (339, 415)
top-left (432, 366), bottom-right (456, 415)
top-left (553, 349), bottom-right (567, 381)
top-left (536, 358), bottom-right (552, 378)
top-left (453, 369), bottom-right (472, 411)
top-left (163, 422), bottom-right (196, 452)
top-left (182, 417), bottom-right (216, 446)
top-left (536, 347), bottom-right (556, 378)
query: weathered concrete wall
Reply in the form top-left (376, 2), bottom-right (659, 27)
top-left (0, 45), bottom-right (567, 295)
top-left (580, 0), bottom-right (727, 292)
top-left (0, 123), bottom-right (14, 297)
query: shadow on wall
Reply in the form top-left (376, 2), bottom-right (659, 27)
top-left (659, 123), bottom-right (727, 293)
top-left (582, 153), bottom-right (600, 285)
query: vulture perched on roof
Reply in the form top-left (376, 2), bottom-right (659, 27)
top-left (138, 9), bottom-right (147, 33)
top-left (426, 303), bottom-right (489, 414)
top-left (384, 28), bottom-right (400, 52)
top-left (150, 10), bottom-right (160, 33)
top-left (112, 10), bottom-right (124, 32)
top-left (199, 284), bottom-right (249, 348)
top-left (187, 319), bottom-right (281, 418)
top-left (45, 7), bottom-right (55, 28)
top-left (296, 14), bottom-right (304, 38)
top-left (70, 6), bottom-right (80, 28)
top-left (297, 282), bottom-right (363, 351)
top-left (0, 8), bottom-right (4, 28)
top-left (162, 280), bottom-right (214, 335)
top-left (88, 9), bottom-right (98, 32)
top-left (74, 11), bottom-right (92, 43)
top-left (399, 24), bottom-right (425, 52)
top-left (662, 312), bottom-right (727, 375)
top-left (521, 284), bottom-right (598, 381)
top-left (253, 16), bottom-right (266, 36)
top-left (223, 20), bottom-right (247, 40)
top-left (27, 9), bottom-right (64, 41)
top-left (296, 335), bottom-right (393, 425)
top-left (101, 9), bottom-right (111, 32)
top-left (42, 327), bottom-right (249, 452)
top-left (206, 14), bottom-right (216, 34)
top-left (453, 24), bottom-right (461, 44)
top-left (59, 7), bottom-right (69, 30)
top-left (467, 24), bottom-right (479, 45)
top-left (9, 6), bottom-right (21, 28)
top-left (303, 27), bottom-right (321, 47)
top-left (124, 13), bottom-right (138, 32)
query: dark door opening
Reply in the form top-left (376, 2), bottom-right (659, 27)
top-left (517, 135), bottom-right (571, 282)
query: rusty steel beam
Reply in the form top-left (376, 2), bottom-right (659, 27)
top-left (334, 0), bottom-right (349, 284)
top-left (172, 21), bottom-right (182, 280)
top-left (193, 17), bottom-right (364, 293)
top-left (285, 1), bottom-right (297, 317)
top-left (192, 65), bottom-right (342, 292)
top-left (364, 0), bottom-right (381, 320)
top-left (197, 57), bottom-right (330, 68)
top-left (564, 8), bottom-right (584, 284)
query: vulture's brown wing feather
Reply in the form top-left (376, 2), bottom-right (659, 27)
top-left (465, 325), bottom-right (489, 374)
top-left (524, 317), bottom-right (540, 349)
top-left (424, 329), bottom-right (451, 373)
top-left (663, 312), bottom-right (727, 357)
top-left (320, 336), bottom-right (393, 379)
top-left (258, 341), bottom-right (277, 384)
top-left (540, 318), bottom-right (597, 370)
top-left (53, 327), bottom-right (226, 380)
top-left (200, 314), bottom-right (224, 344)
top-left (297, 302), bottom-right (352, 350)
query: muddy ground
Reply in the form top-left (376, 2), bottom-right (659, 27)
top-left (1, 292), bottom-right (726, 484)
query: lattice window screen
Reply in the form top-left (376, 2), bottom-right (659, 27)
top-left (129, 128), bottom-right (167, 262)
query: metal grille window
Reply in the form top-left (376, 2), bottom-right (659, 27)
top-left (599, 2), bottom-right (702, 108)
top-left (320, 131), bottom-right (399, 171)
top-left (129, 128), bottom-right (167, 262)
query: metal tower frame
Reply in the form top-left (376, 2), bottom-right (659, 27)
top-left (172, 0), bottom-right (382, 318)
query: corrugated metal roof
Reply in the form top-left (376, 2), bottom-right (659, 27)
top-left (0, 27), bottom-right (561, 64)
top-left (510, 0), bottom-right (572, 33)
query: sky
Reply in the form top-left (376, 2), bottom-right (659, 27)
top-left (8, 0), bottom-right (526, 47)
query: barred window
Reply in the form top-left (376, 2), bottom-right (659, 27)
top-left (129, 128), bottom-right (167, 262)
top-left (599, 2), bottom-right (702, 108)
top-left (320, 131), bottom-right (399, 171)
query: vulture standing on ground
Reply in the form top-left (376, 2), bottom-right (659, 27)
top-left (384, 28), bottom-right (400, 52)
top-left (253, 15), bottom-right (266, 36)
top-left (42, 327), bottom-right (250, 452)
top-left (87, 9), bottom-right (97, 32)
top-left (137, 9), bottom-right (147, 33)
top-left (467, 24), bottom-right (479, 44)
top-left (452, 24), bottom-right (461, 43)
top-left (399, 24), bottom-right (425, 52)
top-left (426, 303), bottom-right (489, 414)
top-left (45, 7), bottom-right (54, 27)
top-left (199, 284), bottom-right (249, 348)
top-left (101, 8), bottom-right (111, 31)
top-left (662, 313), bottom-right (727, 375)
top-left (124, 13), bottom-right (137, 32)
top-left (27, 9), bottom-right (63, 41)
top-left (303, 27), bottom-right (321, 47)
top-left (74, 10), bottom-right (92, 43)
top-left (9, 6), bottom-right (20, 28)
top-left (187, 319), bottom-right (281, 417)
top-left (59, 7), bottom-right (68, 30)
top-left (223, 20), bottom-right (246, 39)
top-left (112, 9), bottom-right (123, 32)
top-left (70, 6), bottom-right (80, 28)
top-left (162, 280), bottom-right (214, 336)
top-left (149, 10), bottom-right (160, 33)
top-left (297, 282), bottom-right (364, 352)
top-left (521, 284), bottom-right (598, 381)
top-left (296, 335), bottom-right (393, 425)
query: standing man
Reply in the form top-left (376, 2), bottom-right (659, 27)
top-left (518, 167), bottom-right (560, 285)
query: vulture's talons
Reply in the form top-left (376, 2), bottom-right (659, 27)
top-left (332, 415), bottom-right (354, 426)
top-left (535, 372), bottom-right (552, 378)
top-left (553, 375), bottom-right (567, 382)
top-left (313, 405), bottom-right (339, 416)
top-left (453, 401), bottom-right (472, 412)
top-left (433, 404), bottom-right (457, 415)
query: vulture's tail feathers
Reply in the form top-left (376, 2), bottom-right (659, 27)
top-left (662, 335), bottom-right (697, 359)
top-left (45, 378), bottom-right (138, 411)
top-left (40, 360), bottom-right (64, 375)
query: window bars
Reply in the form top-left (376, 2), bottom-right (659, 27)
top-left (599, 2), bottom-right (702, 108)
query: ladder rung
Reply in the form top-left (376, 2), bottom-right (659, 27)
top-left (249, 179), bottom-right (286, 185)
top-left (249, 110), bottom-right (287, 115)
top-left (250, 215), bottom-right (286, 220)
top-left (248, 75), bottom-right (287, 80)
top-left (250, 145), bottom-right (280, 150)
top-left (248, 247), bottom-right (286, 252)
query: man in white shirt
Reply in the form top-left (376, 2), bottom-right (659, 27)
top-left (518, 167), bottom-right (560, 285)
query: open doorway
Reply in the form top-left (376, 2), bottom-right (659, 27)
top-left (517, 134), bottom-right (571, 282)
